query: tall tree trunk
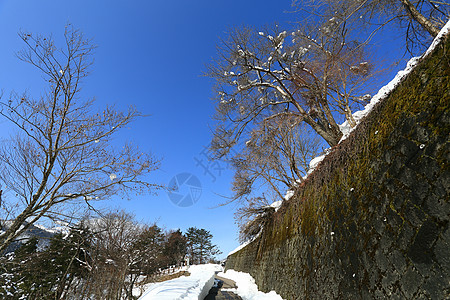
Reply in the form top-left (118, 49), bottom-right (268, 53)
top-left (303, 114), bottom-right (342, 146)
top-left (400, 0), bottom-right (440, 37)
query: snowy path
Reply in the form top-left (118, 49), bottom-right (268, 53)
top-left (136, 264), bottom-right (284, 299)
top-left (204, 275), bottom-right (242, 299)
top-left (138, 264), bottom-right (221, 300)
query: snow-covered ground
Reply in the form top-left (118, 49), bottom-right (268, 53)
top-left (219, 269), bottom-right (284, 300)
top-left (137, 264), bottom-right (222, 300)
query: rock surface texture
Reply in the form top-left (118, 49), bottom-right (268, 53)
top-left (226, 32), bottom-right (450, 299)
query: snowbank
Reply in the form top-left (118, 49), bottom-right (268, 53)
top-left (219, 269), bottom-right (284, 300)
top-left (138, 264), bottom-right (222, 300)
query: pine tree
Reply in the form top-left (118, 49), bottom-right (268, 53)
top-left (163, 229), bottom-right (187, 266)
top-left (185, 227), bottom-right (221, 264)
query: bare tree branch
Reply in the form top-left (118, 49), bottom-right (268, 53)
top-left (0, 26), bottom-right (161, 254)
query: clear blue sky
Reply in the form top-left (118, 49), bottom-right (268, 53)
top-left (0, 0), bottom-right (302, 258)
top-left (0, 0), bottom-right (412, 258)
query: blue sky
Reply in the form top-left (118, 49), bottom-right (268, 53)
top-left (0, 0), bottom-right (300, 258)
top-left (0, 0), bottom-right (416, 258)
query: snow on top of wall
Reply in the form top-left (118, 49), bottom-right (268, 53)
top-left (228, 231), bottom-right (262, 256)
top-left (339, 19), bottom-right (450, 142)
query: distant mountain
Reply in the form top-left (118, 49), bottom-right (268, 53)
top-left (0, 221), bottom-right (63, 254)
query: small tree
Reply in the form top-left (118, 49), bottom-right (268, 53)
top-left (0, 26), bottom-right (161, 253)
top-left (0, 225), bottom-right (93, 299)
top-left (185, 227), bottom-right (221, 264)
top-left (0, 238), bottom-right (39, 299)
top-left (235, 197), bottom-right (276, 243)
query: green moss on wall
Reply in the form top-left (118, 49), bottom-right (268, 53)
top-left (226, 33), bottom-right (449, 299)
top-left (259, 33), bottom-right (449, 252)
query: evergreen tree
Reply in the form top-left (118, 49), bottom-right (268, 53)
top-left (0, 225), bottom-right (93, 299)
top-left (163, 229), bottom-right (187, 266)
top-left (0, 237), bottom-right (38, 299)
top-left (131, 224), bottom-right (166, 275)
top-left (185, 227), bottom-right (221, 264)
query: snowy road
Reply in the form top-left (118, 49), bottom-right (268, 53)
top-left (138, 264), bottom-right (221, 300)
top-left (204, 275), bottom-right (242, 299)
top-left (137, 265), bottom-right (284, 299)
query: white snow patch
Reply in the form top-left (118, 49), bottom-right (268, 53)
top-left (218, 269), bottom-right (284, 300)
top-left (424, 20), bottom-right (450, 57)
top-left (307, 154), bottom-right (326, 174)
top-left (269, 200), bottom-right (283, 212)
top-left (284, 190), bottom-right (294, 201)
top-left (307, 147), bottom-right (332, 175)
top-left (138, 264), bottom-right (221, 300)
top-left (33, 224), bottom-right (69, 237)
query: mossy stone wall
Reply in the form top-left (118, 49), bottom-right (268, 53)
top-left (226, 35), bottom-right (449, 299)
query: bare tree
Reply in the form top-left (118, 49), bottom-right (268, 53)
top-left (0, 27), bottom-right (161, 254)
top-left (293, 0), bottom-right (450, 53)
top-left (231, 121), bottom-right (321, 241)
top-left (232, 117), bottom-right (322, 201)
top-left (208, 22), bottom-right (375, 156)
top-left (234, 196), bottom-right (276, 243)
top-left (207, 21), bottom-right (377, 214)
top-left (85, 211), bottom-right (144, 300)
top-left (163, 229), bottom-right (187, 267)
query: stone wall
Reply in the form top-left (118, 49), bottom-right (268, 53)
top-left (226, 34), bottom-right (449, 299)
